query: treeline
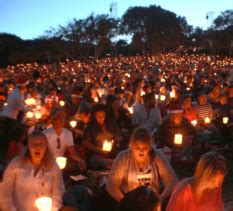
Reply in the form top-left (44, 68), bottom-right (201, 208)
top-left (0, 6), bottom-right (232, 67)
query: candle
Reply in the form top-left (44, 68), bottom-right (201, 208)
top-left (69, 120), bottom-right (77, 128)
top-left (35, 111), bottom-right (42, 119)
top-left (56, 157), bottom-right (67, 169)
top-left (174, 134), bottom-right (183, 145)
top-left (25, 98), bottom-right (36, 106)
top-left (128, 107), bottom-right (133, 114)
top-left (170, 91), bottom-right (175, 98)
top-left (59, 100), bottom-right (65, 107)
top-left (35, 197), bottom-right (52, 211)
top-left (36, 105), bottom-right (41, 110)
top-left (26, 111), bottom-right (34, 118)
top-left (191, 120), bottom-right (197, 127)
top-left (155, 94), bottom-right (159, 100)
top-left (94, 97), bottom-right (98, 102)
top-left (223, 117), bottom-right (229, 124)
top-left (160, 95), bottom-right (166, 101)
top-left (140, 90), bottom-right (145, 96)
top-left (204, 117), bottom-right (211, 124)
top-left (103, 140), bottom-right (113, 152)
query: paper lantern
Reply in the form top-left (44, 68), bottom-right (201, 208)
top-left (223, 117), bottom-right (229, 124)
top-left (69, 120), bottom-right (77, 128)
top-left (35, 197), bottom-right (52, 211)
top-left (174, 134), bottom-right (183, 145)
top-left (103, 140), bottom-right (113, 152)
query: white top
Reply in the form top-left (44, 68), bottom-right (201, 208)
top-left (1, 87), bottom-right (27, 119)
top-left (43, 127), bottom-right (74, 158)
top-left (0, 156), bottom-right (64, 211)
top-left (132, 104), bottom-right (162, 131)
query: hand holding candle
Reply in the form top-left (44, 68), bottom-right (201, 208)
top-left (35, 197), bottom-right (52, 211)
top-left (223, 117), bottom-right (229, 124)
top-left (174, 134), bottom-right (183, 145)
top-left (56, 157), bottom-right (67, 169)
top-left (103, 140), bottom-right (114, 152)
top-left (204, 117), bottom-right (211, 124)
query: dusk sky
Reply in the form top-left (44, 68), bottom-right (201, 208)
top-left (0, 0), bottom-right (232, 40)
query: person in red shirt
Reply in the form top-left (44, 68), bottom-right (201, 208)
top-left (166, 151), bottom-right (226, 211)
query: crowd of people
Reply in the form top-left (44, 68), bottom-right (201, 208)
top-left (0, 53), bottom-right (232, 210)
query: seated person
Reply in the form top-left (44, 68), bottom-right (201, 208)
top-left (167, 151), bottom-right (226, 211)
top-left (107, 127), bottom-right (177, 208)
top-left (132, 93), bottom-right (162, 132)
top-left (83, 103), bottom-right (120, 170)
top-left (43, 108), bottom-right (86, 171)
top-left (158, 105), bottom-right (196, 160)
top-left (1, 131), bottom-right (64, 210)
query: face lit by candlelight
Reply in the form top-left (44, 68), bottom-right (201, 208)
top-left (95, 111), bottom-right (106, 125)
top-left (131, 141), bottom-right (151, 163)
top-left (28, 136), bottom-right (47, 165)
top-left (170, 113), bottom-right (183, 125)
top-left (205, 172), bottom-right (225, 191)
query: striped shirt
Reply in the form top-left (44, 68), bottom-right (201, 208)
top-left (194, 103), bottom-right (214, 121)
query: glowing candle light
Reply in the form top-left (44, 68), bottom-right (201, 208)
top-left (170, 91), bottom-right (175, 98)
top-left (94, 97), bottom-right (98, 103)
top-left (140, 90), bottom-right (145, 96)
top-left (26, 111), bottom-right (34, 118)
top-left (160, 95), bottom-right (166, 101)
top-left (56, 157), bottom-right (67, 170)
top-left (69, 120), bottom-right (77, 128)
top-left (25, 98), bottom-right (36, 105)
top-left (191, 120), bottom-right (197, 127)
top-left (174, 134), bottom-right (183, 145)
top-left (35, 111), bottom-right (42, 119)
top-left (37, 105), bottom-right (42, 110)
top-left (103, 140), bottom-right (113, 152)
top-left (35, 197), bottom-right (52, 211)
top-left (59, 101), bottom-right (65, 107)
top-left (128, 107), bottom-right (133, 114)
top-left (204, 117), bottom-right (211, 124)
top-left (155, 94), bottom-right (159, 100)
top-left (223, 117), bottom-right (229, 124)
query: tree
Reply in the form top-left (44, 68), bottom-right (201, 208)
top-left (213, 10), bottom-right (233, 30)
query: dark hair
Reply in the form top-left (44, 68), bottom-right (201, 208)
top-left (142, 93), bottom-right (154, 103)
top-left (117, 186), bottom-right (160, 211)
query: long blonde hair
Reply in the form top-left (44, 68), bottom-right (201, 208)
top-left (21, 130), bottom-right (54, 169)
top-left (193, 151), bottom-right (227, 196)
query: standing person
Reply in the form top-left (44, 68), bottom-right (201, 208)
top-left (107, 127), bottom-right (177, 209)
top-left (166, 151), bottom-right (226, 211)
top-left (43, 108), bottom-right (86, 171)
top-left (0, 131), bottom-right (64, 210)
top-left (1, 74), bottom-right (29, 121)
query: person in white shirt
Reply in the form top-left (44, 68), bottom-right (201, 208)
top-left (43, 108), bottom-right (86, 170)
top-left (132, 93), bottom-right (162, 132)
top-left (1, 75), bottom-right (29, 120)
top-left (0, 130), bottom-right (64, 211)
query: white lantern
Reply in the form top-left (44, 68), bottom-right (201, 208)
top-left (223, 117), bottom-right (229, 124)
top-left (56, 157), bottom-right (67, 169)
top-left (94, 97), bottom-right (98, 103)
top-left (174, 134), bottom-right (183, 145)
top-left (103, 140), bottom-right (113, 152)
top-left (69, 120), bottom-right (77, 128)
top-left (35, 197), bottom-right (52, 211)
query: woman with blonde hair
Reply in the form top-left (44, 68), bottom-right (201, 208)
top-left (106, 126), bottom-right (177, 210)
top-left (1, 130), bottom-right (64, 210)
top-left (166, 151), bottom-right (227, 211)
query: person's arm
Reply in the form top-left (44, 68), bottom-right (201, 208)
top-left (106, 151), bottom-right (127, 202)
top-left (51, 162), bottom-right (65, 211)
top-left (154, 150), bottom-right (178, 201)
top-left (1, 158), bottom-right (18, 211)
